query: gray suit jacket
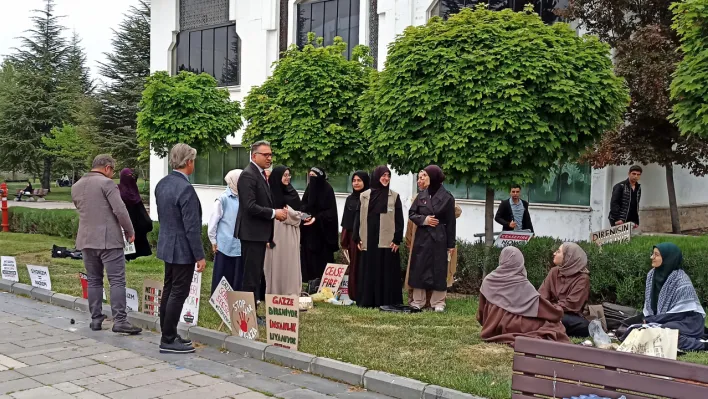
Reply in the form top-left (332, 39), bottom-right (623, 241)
top-left (72, 171), bottom-right (134, 250)
top-left (155, 171), bottom-right (205, 265)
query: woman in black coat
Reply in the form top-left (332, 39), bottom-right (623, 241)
top-left (118, 168), bottom-right (153, 261)
top-left (408, 165), bottom-right (456, 312)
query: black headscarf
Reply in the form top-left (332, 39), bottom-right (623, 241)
top-left (341, 171), bottom-right (370, 230)
top-left (269, 166), bottom-right (302, 210)
top-left (369, 166), bottom-right (391, 215)
top-left (650, 243), bottom-right (683, 314)
top-left (302, 167), bottom-right (330, 213)
top-left (424, 165), bottom-right (445, 198)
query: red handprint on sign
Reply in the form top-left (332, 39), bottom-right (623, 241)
top-left (238, 311), bottom-right (250, 333)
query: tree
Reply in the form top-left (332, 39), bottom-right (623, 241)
top-left (242, 34), bottom-right (376, 175)
top-left (41, 123), bottom-right (95, 178)
top-left (64, 32), bottom-right (94, 96)
top-left (97, 0), bottom-right (150, 169)
top-left (0, 61), bottom-right (32, 177)
top-left (361, 6), bottom-right (628, 257)
top-left (671, 0), bottom-right (708, 138)
top-left (570, 0), bottom-right (708, 233)
top-left (137, 71), bottom-right (243, 158)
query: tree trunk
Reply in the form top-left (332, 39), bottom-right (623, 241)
top-left (483, 185), bottom-right (495, 277)
top-left (665, 163), bottom-right (681, 234)
top-left (42, 157), bottom-right (52, 190)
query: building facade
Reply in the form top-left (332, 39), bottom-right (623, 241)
top-left (149, 0), bottom-right (708, 241)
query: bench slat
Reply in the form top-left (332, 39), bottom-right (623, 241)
top-left (514, 354), bottom-right (708, 399)
top-left (515, 337), bottom-right (708, 384)
top-left (511, 374), bottom-right (647, 399)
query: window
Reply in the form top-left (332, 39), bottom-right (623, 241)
top-left (297, 0), bottom-right (360, 59)
top-left (175, 24), bottom-right (241, 86)
top-left (190, 147), bottom-right (250, 185)
top-left (429, 0), bottom-right (568, 24)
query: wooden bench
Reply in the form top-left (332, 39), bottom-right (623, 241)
top-left (29, 189), bottom-right (49, 201)
top-left (512, 336), bottom-right (708, 399)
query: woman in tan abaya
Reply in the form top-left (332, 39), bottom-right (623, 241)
top-left (477, 247), bottom-right (570, 346)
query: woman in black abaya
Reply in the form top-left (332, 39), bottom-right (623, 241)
top-left (300, 167), bottom-right (340, 282)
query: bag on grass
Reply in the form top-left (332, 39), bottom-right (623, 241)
top-left (603, 302), bottom-right (640, 331)
top-left (617, 327), bottom-right (679, 360)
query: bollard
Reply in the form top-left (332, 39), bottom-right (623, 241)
top-left (1, 182), bottom-right (8, 232)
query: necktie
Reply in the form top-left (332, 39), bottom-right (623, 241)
top-left (262, 170), bottom-right (269, 186)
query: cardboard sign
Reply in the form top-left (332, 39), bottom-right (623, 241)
top-left (27, 265), bottom-right (51, 290)
top-left (266, 294), bottom-right (299, 351)
top-left (227, 291), bottom-right (258, 340)
top-left (142, 279), bottom-right (163, 317)
top-left (318, 263), bottom-right (348, 294)
top-left (591, 223), bottom-right (633, 246)
top-left (79, 273), bottom-right (106, 301)
top-left (493, 231), bottom-right (534, 248)
top-left (179, 268), bottom-right (202, 326)
top-left (1, 256), bottom-right (19, 282)
top-left (209, 277), bottom-right (234, 331)
top-left (338, 275), bottom-right (350, 300)
top-left (125, 288), bottom-right (139, 312)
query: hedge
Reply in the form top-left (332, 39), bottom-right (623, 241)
top-left (8, 207), bottom-right (708, 309)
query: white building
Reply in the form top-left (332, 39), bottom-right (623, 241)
top-left (149, 0), bottom-right (708, 241)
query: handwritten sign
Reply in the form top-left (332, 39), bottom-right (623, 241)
top-left (591, 223), bottom-right (633, 247)
top-left (79, 273), bottom-right (106, 301)
top-left (493, 232), bottom-right (534, 248)
top-left (338, 275), bottom-right (350, 300)
top-left (266, 294), bottom-right (299, 351)
top-left (209, 277), bottom-right (234, 331)
top-left (27, 265), bottom-right (51, 290)
top-left (227, 291), bottom-right (258, 340)
top-left (318, 263), bottom-right (348, 294)
top-left (142, 279), bottom-right (163, 317)
top-left (125, 288), bottom-right (139, 312)
top-left (122, 229), bottom-right (136, 255)
top-left (1, 256), bottom-right (19, 282)
top-left (179, 268), bottom-right (201, 326)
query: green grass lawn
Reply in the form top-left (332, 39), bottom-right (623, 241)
top-left (1, 231), bottom-right (707, 399)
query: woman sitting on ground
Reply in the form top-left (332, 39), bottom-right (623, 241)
top-left (637, 243), bottom-right (706, 351)
top-left (477, 247), bottom-right (570, 346)
top-left (539, 242), bottom-right (591, 337)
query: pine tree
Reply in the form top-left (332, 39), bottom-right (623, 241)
top-left (64, 32), bottom-right (94, 96)
top-left (96, 0), bottom-right (150, 169)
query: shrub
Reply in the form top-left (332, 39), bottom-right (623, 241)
top-left (8, 207), bottom-right (79, 238)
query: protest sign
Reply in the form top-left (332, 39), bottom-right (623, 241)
top-left (318, 263), bottom-right (348, 294)
top-left (338, 275), bottom-right (350, 300)
top-left (1, 256), bottom-right (19, 282)
top-left (27, 265), bottom-right (51, 290)
top-left (493, 231), bottom-right (534, 248)
top-left (266, 294), bottom-right (299, 351)
top-left (591, 223), bottom-right (633, 247)
top-left (227, 291), bottom-right (258, 340)
top-left (125, 288), bottom-right (139, 312)
top-left (142, 279), bottom-right (163, 317)
top-left (179, 268), bottom-right (201, 326)
top-left (209, 277), bottom-right (234, 331)
top-left (123, 229), bottom-right (136, 255)
top-left (79, 273), bottom-right (106, 301)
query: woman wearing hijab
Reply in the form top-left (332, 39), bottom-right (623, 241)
top-left (300, 167), bottom-right (340, 282)
top-left (207, 169), bottom-right (243, 294)
top-left (264, 166), bottom-right (306, 295)
top-left (118, 169), bottom-right (152, 261)
top-left (635, 243), bottom-right (706, 351)
top-left (477, 247), bottom-right (570, 346)
top-left (539, 242), bottom-right (591, 337)
top-left (354, 166), bottom-right (404, 308)
top-left (340, 171), bottom-right (370, 301)
top-left (408, 165), bottom-right (456, 312)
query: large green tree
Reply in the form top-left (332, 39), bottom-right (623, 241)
top-left (362, 6), bottom-right (628, 251)
top-left (242, 35), bottom-right (376, 175)
top-left (41, 123), bottom-right (96, 178)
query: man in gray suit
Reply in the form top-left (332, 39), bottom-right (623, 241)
top-left (72, 155), bottom-right (142, 334)
top-left (155, 143), bottom-right (206, 354)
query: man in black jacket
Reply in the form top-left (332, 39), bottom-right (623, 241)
top-left (609, 165), bottom-right (642, 227)
top-left (494, 185), bottom-right (534, 233)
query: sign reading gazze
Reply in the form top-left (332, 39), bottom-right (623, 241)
top-left (27, 265), bottom-right (51, 290)
top-left (591, 223), bottom-right (633, 247)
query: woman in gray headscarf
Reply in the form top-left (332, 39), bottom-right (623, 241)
top-left (477, 247), bottom-right (570, 346)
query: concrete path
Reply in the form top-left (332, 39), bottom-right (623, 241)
top-left (7, 201), bottom-right (76, 210)
top-left (0, 293), bottom-right (390, 399)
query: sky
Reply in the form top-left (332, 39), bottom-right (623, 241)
top-left (0, 0), bottom-right (142, 84)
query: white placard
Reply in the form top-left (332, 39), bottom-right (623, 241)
top-left (209, 277), bottom-right (234, 331)
top-left (590, 223), bottom-right (633, 247)
top-left (125, 288), bottom-right (139, 312)
top-left (27, 265), bottom-right (51, 290)
top-left (1, 256), bottom-right (19, 282)
top-left (179, 268), bottom-right (202, 326)
top-left (493, 231), bottom-right (534, 248)
top-left (338, 275), bottom-right (350, 301)
top-left (123, 229), bottom-right (136, 255)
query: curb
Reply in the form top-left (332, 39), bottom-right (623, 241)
top-left (0, 284), bottom-right (485, 399)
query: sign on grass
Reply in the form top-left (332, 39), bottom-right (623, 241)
top-left (493, 232), bottom-right (534, 248)
top-left (179, 268), bottom-right (201, 326)
top-left (227, 291), bottom-right (258, 340)
top-left (27, 265), bottom-right (51, 290)
top-left (142, 279), bottom-right (163, 317)
top-left (318, 263), bottom-right (348, 294)
top-left (591, 223), bottom-right (633, 247)
top-left (266, 294), bottom-right (299, 351)
top-left (125, 288), bottom-right (139, 312)
top-left (209, 277), bottom-right (234, 331)
top-left (1, 256), bottom-right (19, 282)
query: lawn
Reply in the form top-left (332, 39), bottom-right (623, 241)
top-left (6, 182), bottom-right (73, 202)
top-left (1, 231), bottom-right (707, 399)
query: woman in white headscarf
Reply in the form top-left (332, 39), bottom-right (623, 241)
top-left (207, 169), bottom-right (244, 294)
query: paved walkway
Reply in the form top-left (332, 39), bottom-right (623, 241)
top-left (0, 293), bottom-right (389, 399)
top-left (7, 201), bottom-right (76, 210)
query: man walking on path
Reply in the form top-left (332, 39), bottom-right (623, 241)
top-left (609, 165), bottom-right (642, 228)
top-left (72, 154), bottom-right (142, 335)
top-left (495, 184), bottom-right (534, 233)
top-left (155, 143), bottom-right (205, 354)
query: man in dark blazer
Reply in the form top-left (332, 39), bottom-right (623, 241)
top-left (235, 141), bottom-right (287, 303)
top-left (155, 143), bottom-right (206, 354)
top-left (494, 184), bottom-right (534, 233)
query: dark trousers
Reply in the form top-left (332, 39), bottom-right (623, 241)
top-left (159, 262), bottom-right (194, 343)
top-left (240, 240), bottom-right (267, 300)
top-left (210, 251), bottom-right (244, 295)
top-left (562, 313), bottom-right (590, 337)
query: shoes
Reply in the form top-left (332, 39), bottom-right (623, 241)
top-left (176, 335), bottom-right (192, 346)
top-left (112, 322), bottom-right (142, 335)
top-left (434, 307), bottom-right (445, 313)
top-left (159, 340), bottom-right (195, 354)
top-left (90, 315), bottom-right (107, 331)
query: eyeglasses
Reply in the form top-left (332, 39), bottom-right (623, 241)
top-left (256, 152), bottom-right (273, 158)
top-left (283, 173), bottom-right (291, 178)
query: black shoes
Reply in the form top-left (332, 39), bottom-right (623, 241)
top-left (112, 322), bottom-right (142, 335)
top-left (159, 340), bottom-right (195, 354)
top-left (90, 315), bottom-right (107, 331)
top-left (176, 335), bottom-right (192, 345)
